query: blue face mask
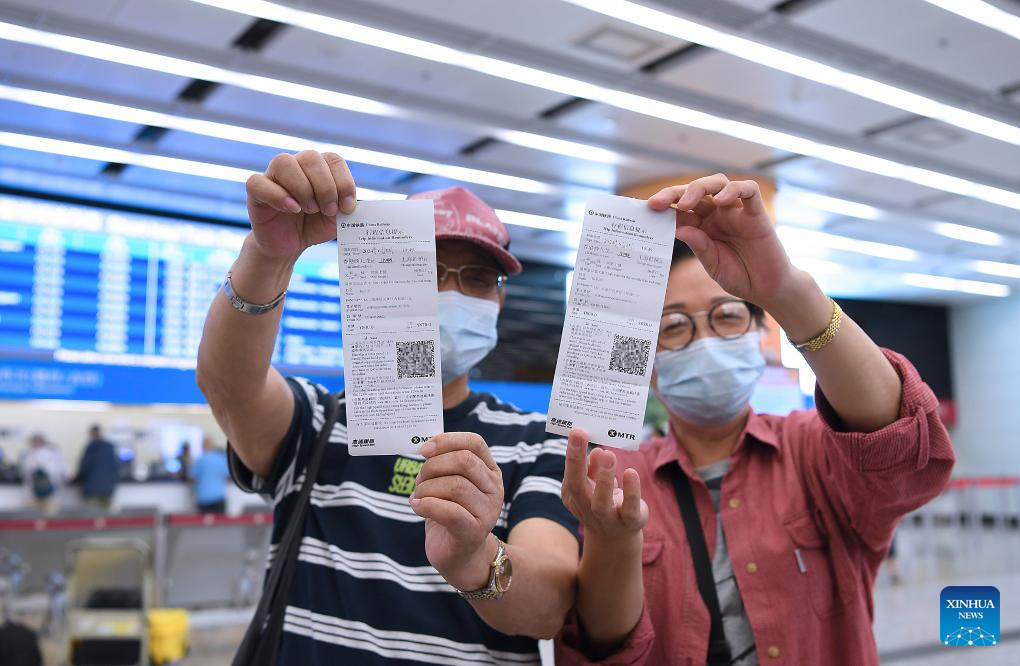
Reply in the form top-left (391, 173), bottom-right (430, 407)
top-left (653, 331), bottom-right (765, 426)
top-left (437, 291), bottom-right (500, 385)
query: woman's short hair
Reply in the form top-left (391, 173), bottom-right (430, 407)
top-left (670, 240), bottom-right (766, 327)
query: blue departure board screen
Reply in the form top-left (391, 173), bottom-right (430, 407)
top-left (0, 194), bottom-right (344, 402)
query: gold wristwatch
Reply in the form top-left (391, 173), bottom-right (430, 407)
top-left (457, 538), bottom-right (512, 601)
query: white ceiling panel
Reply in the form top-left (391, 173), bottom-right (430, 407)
top-left (0, 41), bottom-right (81, 83)
top-left (0, 146), bottom-right (106, 178)
top-left (0, 100), bottom-right (140, 145)
top-left (469, 142), bottom-right (617, 190)
top-left (823, 216), bottom-right (986, 259)
top-left (614, 159), bottom-right (726, 192)
top-left (0, 42), bottom-right (190, 104)
top-left (792, 0), bottom-right (1020, 91)
top-left (557, 102), bottom-right (783, 169)
top-left (200, 86), bottom-right (481, 157)
top-left (0, 0), bottom-right (122, 23)
top-left (109, 0), bottom-right (253, 50)
top-left (656, 50), bottom-right (906, 135)
top-left (66, 58), bottom-right (191, 104)
top-left (153, 132), bottom-right (283, 173)
top-left (258, 29), bottom-right (569, 121)
top-left (117, 164), bottom-right (246, 201)
top-left (351, 0), bottom-right (687, 72)
top-left (870, 118), bottom-right (1020, 183)
top-left (153, 129), bottom-right (411, 190)
top-left (398, 173), bottom-right (556, 216)
top-left (916, 197), bottom-right (1020, 236)
top-left (769, 157), bottom-right (954, 208)
top-left (724, 0), bottom-right (782, 10)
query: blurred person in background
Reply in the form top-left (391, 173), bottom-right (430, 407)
top-left (74, 424), bottom-right (118, 511)
top-left (885, 533), bottom-right (902, 586)
top-left (196, 151), bottom-right (578, 664)
top-left (176, 441), bottom-right (193, 480)
top-left (19, 433), bottom-right (66, 515)
top-left (190, 437), bottom-right (229, 514)
top-left (557, 175), bottom-right (954, 666)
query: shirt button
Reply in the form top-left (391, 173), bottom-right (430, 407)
top-left (746, 562), bottom-right (758, 574)
top-left (767, 645), bottom-right (780, 659)
top-left (728, 498), bottom-right (741, 509)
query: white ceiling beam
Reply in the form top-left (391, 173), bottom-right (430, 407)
top-left (0, 6), bottom-right (711, 174)
top-left (563, 0), bottom-right (1020, 147)
top-left (0, 127), bottom-right (1014, 294)
top-left (3, 75), bottom-right (1017, 271)
top-left (168, 0), bottom-right (1020, 212)
top-left (4, 6), bottom-right (1020, 212)
top-left (919, 0), bottom-right (1020, 42)
top-left (3, 76), bottom-right (1014, 250)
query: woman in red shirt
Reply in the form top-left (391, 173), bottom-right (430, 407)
top-left (556, 174), bottom-right (954, 665)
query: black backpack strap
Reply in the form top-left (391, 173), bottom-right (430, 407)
top-left (232, 392), bottom-right (340, 666)
top-left (669, 465), bottom-right (732, 666)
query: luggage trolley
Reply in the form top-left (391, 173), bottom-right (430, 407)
top-left (66, 538), bottom-right (151, 666)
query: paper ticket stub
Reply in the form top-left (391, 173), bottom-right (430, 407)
top-left (546, 194), bottom-right (674, 449)
top-left (337, 200), bottom-right (444, 456)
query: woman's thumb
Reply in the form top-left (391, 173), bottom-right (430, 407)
top-left (675, 226), bottom-right (719, 275)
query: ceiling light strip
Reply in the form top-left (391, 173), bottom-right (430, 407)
top-left (561, 0), bottom-right (1020, 147)
top-left (0, 130), bottom-right (581, 234)
top-left (14, 81), bottom-right (1004, 250)
top-left (167, 1), bottom-right (1020, 211)
top-left (0, 131), bottom-right (1009, 297)
top-left (902, 273), bottom-right (1011, 297)
top-left (969, 260), bottom-right (1020, 280)
top-left (0, 22), bottom-right (608, 180)
top-left (2, 15), bottom-right (1019, 208)
top-left (919, 0), bottom-right (1020, 41)
top-left (0, 81), bottom-right (553, 195)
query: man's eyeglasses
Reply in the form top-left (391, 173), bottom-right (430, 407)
top-left (437, 262), bottom-right (507, 298)
top-left (658, 300), bottom-right (754, 350)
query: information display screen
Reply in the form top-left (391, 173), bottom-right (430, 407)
top-left (0, 194), bottom-right (343, 402)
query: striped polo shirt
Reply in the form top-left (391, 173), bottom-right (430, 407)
top-left (229, 376), bottom-right (577, 665)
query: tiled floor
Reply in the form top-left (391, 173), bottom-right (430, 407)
top-left (24, 525), bottom-right (1020, 664)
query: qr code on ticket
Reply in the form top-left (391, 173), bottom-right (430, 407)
top-left (608, 334), bottom-right (651, 376)
top-left (396, 340), bottom-right (436, 379)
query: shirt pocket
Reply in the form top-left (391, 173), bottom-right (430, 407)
top-left (640, 537), bottom-right (666, 594)
top-left (783, 513), bottom-right (845, 619)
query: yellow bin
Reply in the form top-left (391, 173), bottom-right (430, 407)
top-left (147, 608), bottom-right (190, 664)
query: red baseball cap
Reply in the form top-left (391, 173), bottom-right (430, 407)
top-left (408, 186), bottom-right (522, 276)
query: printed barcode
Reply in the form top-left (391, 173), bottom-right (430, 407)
top-left (608, 334), bottom-right (650, 376)
top-left (396, 340), bottom-right (436, 379)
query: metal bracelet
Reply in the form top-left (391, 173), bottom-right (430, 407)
top-left (790, 298), bottom-right (843, 353)
top-left (222, 271), bottom-right (287, 315)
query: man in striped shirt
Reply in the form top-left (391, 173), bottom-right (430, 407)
top-left (197, 150), bottom-right (579, 665)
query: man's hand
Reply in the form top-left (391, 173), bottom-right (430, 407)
top-left (410, 433), bottom-right (504, 592)
top-left (561, 428), bottom-right (647, 544)
top-left (647, 173), bottom-right (802, 311)
top-left (245, 150), bottom-right (357, 262)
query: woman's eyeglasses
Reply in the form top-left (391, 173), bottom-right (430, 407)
top-left (658, 300), bottom-right (754, 350)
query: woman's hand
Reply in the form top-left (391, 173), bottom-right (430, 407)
top-left (648, 173), bottom-right (802, 311)
top-left (561, 428), bottom-right (647, 543)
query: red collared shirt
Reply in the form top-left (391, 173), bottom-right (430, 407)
top-left (557, 349), bottom-right (954, 665)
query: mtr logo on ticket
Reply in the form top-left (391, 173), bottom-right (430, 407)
top-left (607, 429), bottom-right (636, 441)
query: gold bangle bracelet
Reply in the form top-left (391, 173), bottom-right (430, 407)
top-left (790, 298), bottom-right (843, 353)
